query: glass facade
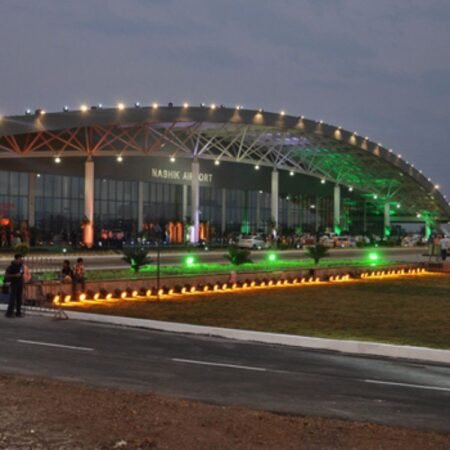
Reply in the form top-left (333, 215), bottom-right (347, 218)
top-left (0, 169), bottom-right (340, 241)
top-left (0, 170), bottom-right (28, 224)
top-left (35, 174), bottom-right (84, 239)
top-left (95, 178), bottom-right (138, 232)
top-left (143, 182), bottom-right (181, 223)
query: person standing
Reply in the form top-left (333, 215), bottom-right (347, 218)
top-left (72, 257), bottom-right (86, 298)
top-left (440, 235), bottom-right (449, 261)
top-left (5, 254), bottom-right (24, 318)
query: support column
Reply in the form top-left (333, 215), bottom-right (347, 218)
top-left (190, 159), bottom-right (200, 243)
top-left (384, 202), bottom-right (391, 237)
top-left (182, 184), bottom-right (188, 222)
top-left (83, 157), bottom-right (95, 248)
top-left (334, 184), bottom-right (341, 235)
top-left (314, 196), bottom-right (320, 233)
top-left (137, 181), bottom-right (144, 233)
top-left (271, 169), bottom-right (279, 232)
top-left (256, 191), bottom-right (261, 232)
top-left (221, 188), bottom-right (226, 235)
top-left (27, 173), bottom-right (36, 228)
top-left (241, 190), bottom-right (250, 234)
top-left (363, 200), bottom-right (367, 234)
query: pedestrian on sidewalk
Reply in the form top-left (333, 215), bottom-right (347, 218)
top-left (5, 254), bottom-right (24, 318)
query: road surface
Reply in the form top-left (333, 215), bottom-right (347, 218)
top-left (1, 316), bottom-right (449, 433)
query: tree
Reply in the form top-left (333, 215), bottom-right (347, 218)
top-left (306, 244), bottom-right (329, 265)
top-left (122, 246), bottom-right (152, 273)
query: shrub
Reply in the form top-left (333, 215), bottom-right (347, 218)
top-left (225, 245), bottom-right (253, 265)
top-left (14, 242), bottom-right (30, 256)
top-left (306, 244), bottom-right (329, 265)
top-left (122, 246), bottom-right (152, 273)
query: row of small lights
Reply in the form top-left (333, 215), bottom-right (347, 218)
top-left (53, 267), bottom-right (427, 304)
top-left (11, 101), bottom-right (446, 206)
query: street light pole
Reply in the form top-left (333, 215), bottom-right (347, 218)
top-left (156, 240), bottom-right (161, 300)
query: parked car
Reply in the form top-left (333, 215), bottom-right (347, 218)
top-left (334, 236), bottom-right (356, 248)
top-left (237, 234), bottom-right (268, 249)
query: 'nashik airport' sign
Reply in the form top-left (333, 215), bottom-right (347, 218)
top-left (151, 168), bottom-right (213, 183)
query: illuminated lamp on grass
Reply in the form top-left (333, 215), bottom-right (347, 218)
top-left (93, 292), bottom-right (101, 300)
top-left (268, 252), bottom-right (277, 263)
top-left (105, 292), bottom-right (113, 300)
top-left (184, 255), bottom-right (196, 267)
top-left (78, 293), bottom-right (87, 301)
top-left (368, 252), bottom-right (379, 264)
top-left (52, 294), bottom-right (60, 304)
top-left (131, 290), bottom-right (139, 298)
top-left (64, 294), bottom-right (71, 303)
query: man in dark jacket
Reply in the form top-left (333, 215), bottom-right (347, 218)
top-left (5, 254), bottom-right (24, 318)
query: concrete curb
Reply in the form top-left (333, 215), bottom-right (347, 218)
top-left (5, 304), bottom-right (449, 365)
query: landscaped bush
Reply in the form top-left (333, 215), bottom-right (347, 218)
top-left (225, 245), bottom-right (253, 265)
top-left (306, 244), bottom-right (329, 265)
top-left (122, 246), bottom-right (152, 273)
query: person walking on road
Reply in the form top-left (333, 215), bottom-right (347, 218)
top-left (5, 254), bottom-right (24, 318)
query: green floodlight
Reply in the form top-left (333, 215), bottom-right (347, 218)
top-left (268, 252), bottom-right (277, 262)
top-left (368, 252), bottom-right (379, 262)
top-left (185, 255), bottom-right (196, 267)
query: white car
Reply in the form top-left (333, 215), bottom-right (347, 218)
top-left (237, 235), bottom-right (268, 249)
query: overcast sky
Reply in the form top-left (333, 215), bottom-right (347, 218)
top-left (1, 1), bottom-right (449, 198)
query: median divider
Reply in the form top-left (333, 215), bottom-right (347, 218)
top-left (5, 304), bottom-right (448, 365)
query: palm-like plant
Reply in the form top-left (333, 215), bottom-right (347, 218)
top-left (225, 245), bottom-right (253, 265)
top-left (122, 246), bottom-right (152, 273)
top-left (306, 244), bottom-right (329, 265)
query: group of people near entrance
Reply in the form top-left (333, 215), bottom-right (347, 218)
top-left (3, 256), bottom-right (86, 318)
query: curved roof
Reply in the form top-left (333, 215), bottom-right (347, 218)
top-left (0, 105), bottom-right (449, 220)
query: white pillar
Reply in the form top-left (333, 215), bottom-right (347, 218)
top-left (27, 173), bottom-right (36, 228)
top-left (83, 158), bottom-right (95, 248)
top-left (334, 184), bottom-right (341, 235)
top-left (315, 196), bottom-right (320, 233)
top-left (138, 181), bottom-right (144, 232)
top-left (384, 202), bottom-right (391, 237)
top-left (221, 188), bottom-right (226, 235)
top-left (182, 184), bottom-right (188, 222)
top-left (190, 159), bottom-right (200, 243)
top-left (271, 169), bottom-right (279, 230)
top-left (256, 191), bottom-right (261, 232)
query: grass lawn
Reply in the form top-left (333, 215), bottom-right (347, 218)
top-left (67, 273), bottom-right (450, 349)
top-left (86, 256), bottom-right (392, 280)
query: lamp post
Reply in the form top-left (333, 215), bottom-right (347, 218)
top-left (156, 239), bottom-right (161, 300)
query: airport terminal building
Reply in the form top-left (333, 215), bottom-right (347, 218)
top-left (0, 104), bottom-right (449, 246)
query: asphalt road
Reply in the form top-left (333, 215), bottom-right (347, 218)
top-left (0, 247), bottom-right (426, 271)
top-left (0, 316), bottom-right (449, 433)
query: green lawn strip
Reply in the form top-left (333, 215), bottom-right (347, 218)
top-left (84, 257), bottom-right (393, 281)
top-left (68, 275), bottom-right (450, 349)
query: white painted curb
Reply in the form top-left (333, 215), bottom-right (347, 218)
top-left (6, 304), bottom-right (447, 365)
